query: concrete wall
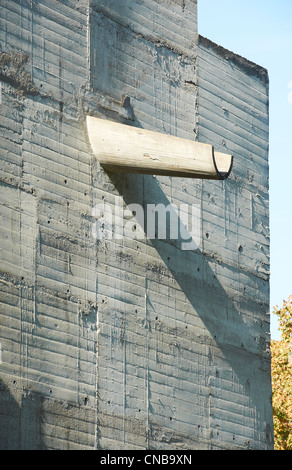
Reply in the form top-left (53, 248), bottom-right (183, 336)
top-left (0, 0), bottom-right (273, 450)
top-left (196, 35), bottom-right (272, 449)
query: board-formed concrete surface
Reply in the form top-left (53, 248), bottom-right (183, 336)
top-left (0, 0), bottom-right (273, 449)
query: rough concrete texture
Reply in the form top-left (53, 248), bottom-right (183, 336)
top-left (0, 0), bottom-right (273, 450)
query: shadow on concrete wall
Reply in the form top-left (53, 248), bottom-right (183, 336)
top-left (0, 379), bottom-right (46, 450)
top-left (105, 168), bottom-right (273, 448)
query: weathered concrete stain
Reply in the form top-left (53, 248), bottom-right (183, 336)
top-left (0, 51), bottom-right (39, 97)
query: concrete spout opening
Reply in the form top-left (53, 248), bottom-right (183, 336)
top-left (86, 116), bottom-right (233, 180)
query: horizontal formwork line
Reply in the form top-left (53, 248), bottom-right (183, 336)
top-left (21, 107), bottom-right (88, 145)
top-left (0, 340), bottom-right (96, 383)
top-left (0, 324), bottom-right (81, 356)
top-left (198, 64), bottom-right (268, 117)
top-left (198, 75), bottom-right (268, 124)
top-left (0, 368), bottom-right (80, 401)
top-left (97, 232), bottom-right (269, 280)
top-left (99, 63), bottom-right (196, 113)
top-left (198, 48), bottom-right (268, 102)
top-left (0, 121), bottom-right (23, 138)
top-left (97, 411), bottom-right (203, 439)
top-left (96, 249), bottom-right (265, 296)
top-left (41, 427), bottom-right (96, 449)
top-left (21, 113), bottom-right (89, 152)
top-left (107, 0), bottom-right (196, 43)
top-left (98, 338), bottom-right (216, 374)
top-left (21, 174), bottom-right (90, 207)
top-left (201, 189), bottom-right (269, 220)
top-left (32, 54), bottom-right (86, 85)
top-left (0, 121), bottom-right (23, 139)
top-left (36, 274), bottom-right (97, 300)
top-left (149, 391), bottom-right (251, 424)
top-left (0, 243), bottom-right (36, 264)
top-left (39, 241), bottom-right (97, 267)
top-left (25, 318), bottom-right (97, 350)
top-left (98, 369), bottom-right (208, 401)
top-left (1, 0), bottom-right (88, 26)
top-left (201, 193), bottom-right (269, 222)
top-left (198, 101), bottom-right (269, 155)
top-left (1, 29), bottom-right (87, 80)
top-left (97, 232), bottom-right (270, 283)
top-left (0, 162), bottom-right (22, 180)
top-left (21, 129), bottom-right (90, 164)
top-left (36, 1), bottom-right (88, 32)
top-left (0, 112), bottom-right (22, 130)
top-left (1, 7), bottom-right (87, 54)
top-left (103, 396), bottom-right (203, 425)
top-left (91, 1), bottom-right (196, 57)
top-left (22, 150), bottom-right (90, 187)
top-left (107, 71), bottom-right (196, 118)
top-left (29, 342), bottom-right (95, 370)
top-left (38, 254), bottom-right (145, 293)
top-left (99, 350), bottom-right (265, 397)
top-left (198, 113), bottom-right (268, 165)
top-left (41, 438), bottom-right (94, 451)
top-left (0, 159), bottom-right (23, 179)
top-left (198, 94), bottom-right (269, 150)
top-left (127, 105), bottom-right (196, 139)
top-left (197, 117), bottom-right (268, 166)
top-left (22, 146), bottom-right (90, 181)
top-left (38, 224), bottom-right (95, 251)
top-left (0, 145), bottom-right (22, 163)
top-left (0, 202), bottom-right (37, 219)
top-left (40, 423), bottom-right (96, 447)
top-left (32, 304), bottom-right (84, 326)
top-left (99, 329), bottom-right (255, 370)
top-left (36, 264), bottom-right (97, 293)
top-left (41, 404), bottom-right (97, 425)
top-left (98, 437), bottom-right (146, 452)
top-left (36, 257), bottom-right (97, 286)
top-left (98, 410), bottom-right (208, 439)
top-left (35, 0), bottom-right (88, 24)
top-left (198, 93), bottom-right (268, 146)
top-left (91, 31), bottom-right (195, 92)
top-left (201, 210), bottom-right (269, 243)
top-left (38, 229), bottom-right (96, 257)
top-left (37, 219), bottom-right (94, 246)
top-left (197, 73), bottom-right (268, 121)
top-left (91, 78), bottom-right (195, 131)
top-left (98, 309), bottom-right (194, 337)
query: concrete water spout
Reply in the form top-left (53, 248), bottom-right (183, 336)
top-left (86, 116), bottom-right (233, 180)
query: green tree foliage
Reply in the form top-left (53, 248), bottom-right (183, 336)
top-left (271, 296), bottom-right (292, 450)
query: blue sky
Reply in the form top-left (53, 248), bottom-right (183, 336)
top-left (198, 0), bottom-right (292, 341)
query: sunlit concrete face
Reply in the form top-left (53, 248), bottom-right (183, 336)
top-left (0, 0), bottom-right (272, 450)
